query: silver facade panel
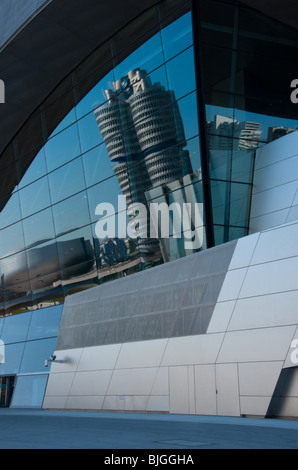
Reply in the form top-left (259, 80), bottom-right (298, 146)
top-left (56, 241), bottom-right (237, 350)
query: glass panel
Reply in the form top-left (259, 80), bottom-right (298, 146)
top-left (228, 225), bottom-right (247, 242)
top-left (161, 11), bottom-right (193, 61)
top-left (23, 208), bottom-right (55, 249)
top-left (10, 374), bottom-right (48, 408)
top-left (177, 91), bottom-right (199, 141)
top-left (4, 280), bottom-right (32, 315)
top-left (213, 225), bottom-right (225, 246)
top-left (19, 176), bottom-right (51, 218)
top-left (44, 123), bottom-right (81, 172)
top-left (201, 45), bottom-right (233, 98)
top-left (1, 312), bottom-right (31, 344)
top-left (114, 32), bottom-right (164, 80)
top-left (27, 304), bottom-right (63, 340)
top-left (209, 138), bottom-right (233, 182)
top-left (234, 51), bottom-right (296, 103)
top-left (209, 137), bottom-right (255, 184)
top-left (0, 317), bottom-right (4, 336)
top-left (166, 46), bottom-right (196, 100)
top-left (76, 69), bottom-right (115, 119)
top-left (185, 136), bottom-right (201, 173)
top-left (206, 101), bottom-right (237, 130)
top-left (27, 240), bottom-right (61, 290)
top-left (211, 179), bottom-right (228, 227)
top-left (199, 0), bottom-right (234, 49)
top-left (238, 5), bottom-right (298, 57)
top-left (49, 108), bottom-right (77, 139)
top-left (0, 251), bottom-right (29, 287)
top-left (20, 338), bottom-right (57, 373)
top-left (82, 145), bottom-right (114, 188)
top-left (0, 222), bottom-right (25, 259)
top-left (87, 178), bottom-right (123, 224)
top-left (0, 343), bottom-right (25, 375)
top-left (233, 102), bottom-right (298, 144)
top-left (210, 179), bottom-right (251, 241)
top-left (231, 148), bottom-right (255, 183)
top-left (48, 157), bottom-right (85, 204)
top-left (77, 111), bottom-right (104, 154)
top-left (0, 191), bottom-right (21, 230)
top-left (56, 225), bottom-right (95, 281)
top-left (18, 147), bottom-right (47, 189)
top-left (52, 191), bottom-right (90, 236)
top-left (229, 182), bottom-right (251, 228)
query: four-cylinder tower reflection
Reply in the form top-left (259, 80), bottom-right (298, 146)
top-left (94, 68), bottom-right (204, 266)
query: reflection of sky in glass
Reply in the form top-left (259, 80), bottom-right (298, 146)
top-left (0, 7), bottom-right (297, 284)
top-left (0, 3), bottom-right (297, 318)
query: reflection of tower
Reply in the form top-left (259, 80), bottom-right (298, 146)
top-left (94, 68), bottom-right (193, 263)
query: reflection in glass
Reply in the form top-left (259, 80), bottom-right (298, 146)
top-left (94, 67), bottom-right (204, 265)
top-left (75, 70), bottom-right (115, 119)
top-left (1, 311), bottom-right (31, 343)
top-left (166, 46), bottom-right (196, 100)
top-left (23, 208), bottom-right (55, 248)
top-left (0, 4), bottom-right (203, 315)
top-left (18, 148), bottom-right (47, 189)
top-left (82, 145), bottom-right (114, 187)
top-left (27, 304), bottom-right (63, 340)
top-left (52, 191), bottom-right (90, 236)
top-left (20, 338), bottom-right (57, 373)
top-left (45, 123), bottom-right (81, 172)
top-left (161, 12), bottom-right (193, 61)
top-left (10, 374), bottom-right (48, 408)
top-left (48, 157), bottom-right (85, 204)
top-left (0, 3), bottom-right (206, 314)
top-left (19, 176), bottom-right (51, 219)
top-left (56, 225), bottom-right (95, 283)
top-left (77, 112), bottom-right (103, 154)
top-left (0, 222), bottom-right (25, 259)
top-left (114, 32), bottom-right (164, 81)
top-left (0, 251), bottom-right (29, 287)
top-left (0, 192), bottom-right (21, 230)
top-left (0, 343), bottom-right (25, 375)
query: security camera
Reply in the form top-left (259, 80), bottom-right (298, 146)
top-left (50, 355), bottom-right (56, 361)
top-left (45, 359), bottom-right (49, 367)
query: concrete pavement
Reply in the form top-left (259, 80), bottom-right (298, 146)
top-left (0, 408), bottom-right (298, 449)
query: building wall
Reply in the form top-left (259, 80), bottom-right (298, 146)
top-left (43, 215), bottom-right (298, 417)
top-left (44, 133), bottom-right (298, 416)
top-left (0, 0), bottom-right (297, 415)
top-left (250, 130), bottom-right (298, 233)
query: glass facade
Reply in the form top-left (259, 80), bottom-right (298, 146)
top-left (198, 0), bottom-right (298, 244)
top-left (0, 0), bottom-right (297, 318)
top-left (0, 304), bottom-right (62, 407)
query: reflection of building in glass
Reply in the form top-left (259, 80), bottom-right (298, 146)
top-left (207, 114), bottom-right (262, 150)
top-left (267, 126), bottom-right (296, 142)
top-left (0, 237), bottom-right (95, 313)
top-left (94, 68), bottom-right (199, 263)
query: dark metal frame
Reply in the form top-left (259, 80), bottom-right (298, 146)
top-left (191, 0), bottom-right (215, 248)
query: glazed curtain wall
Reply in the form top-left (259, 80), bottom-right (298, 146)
top-left (198, 0), bottom-right (298, 244)
top-left (0, 304), bottom-right (62, 408)
top-left (0, 0), bottom-right (204, 316)
top-left (0, 0), bottom-right (297, 316)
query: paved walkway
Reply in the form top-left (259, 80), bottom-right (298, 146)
top-left (0, 408), bottom-right (298, 449)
